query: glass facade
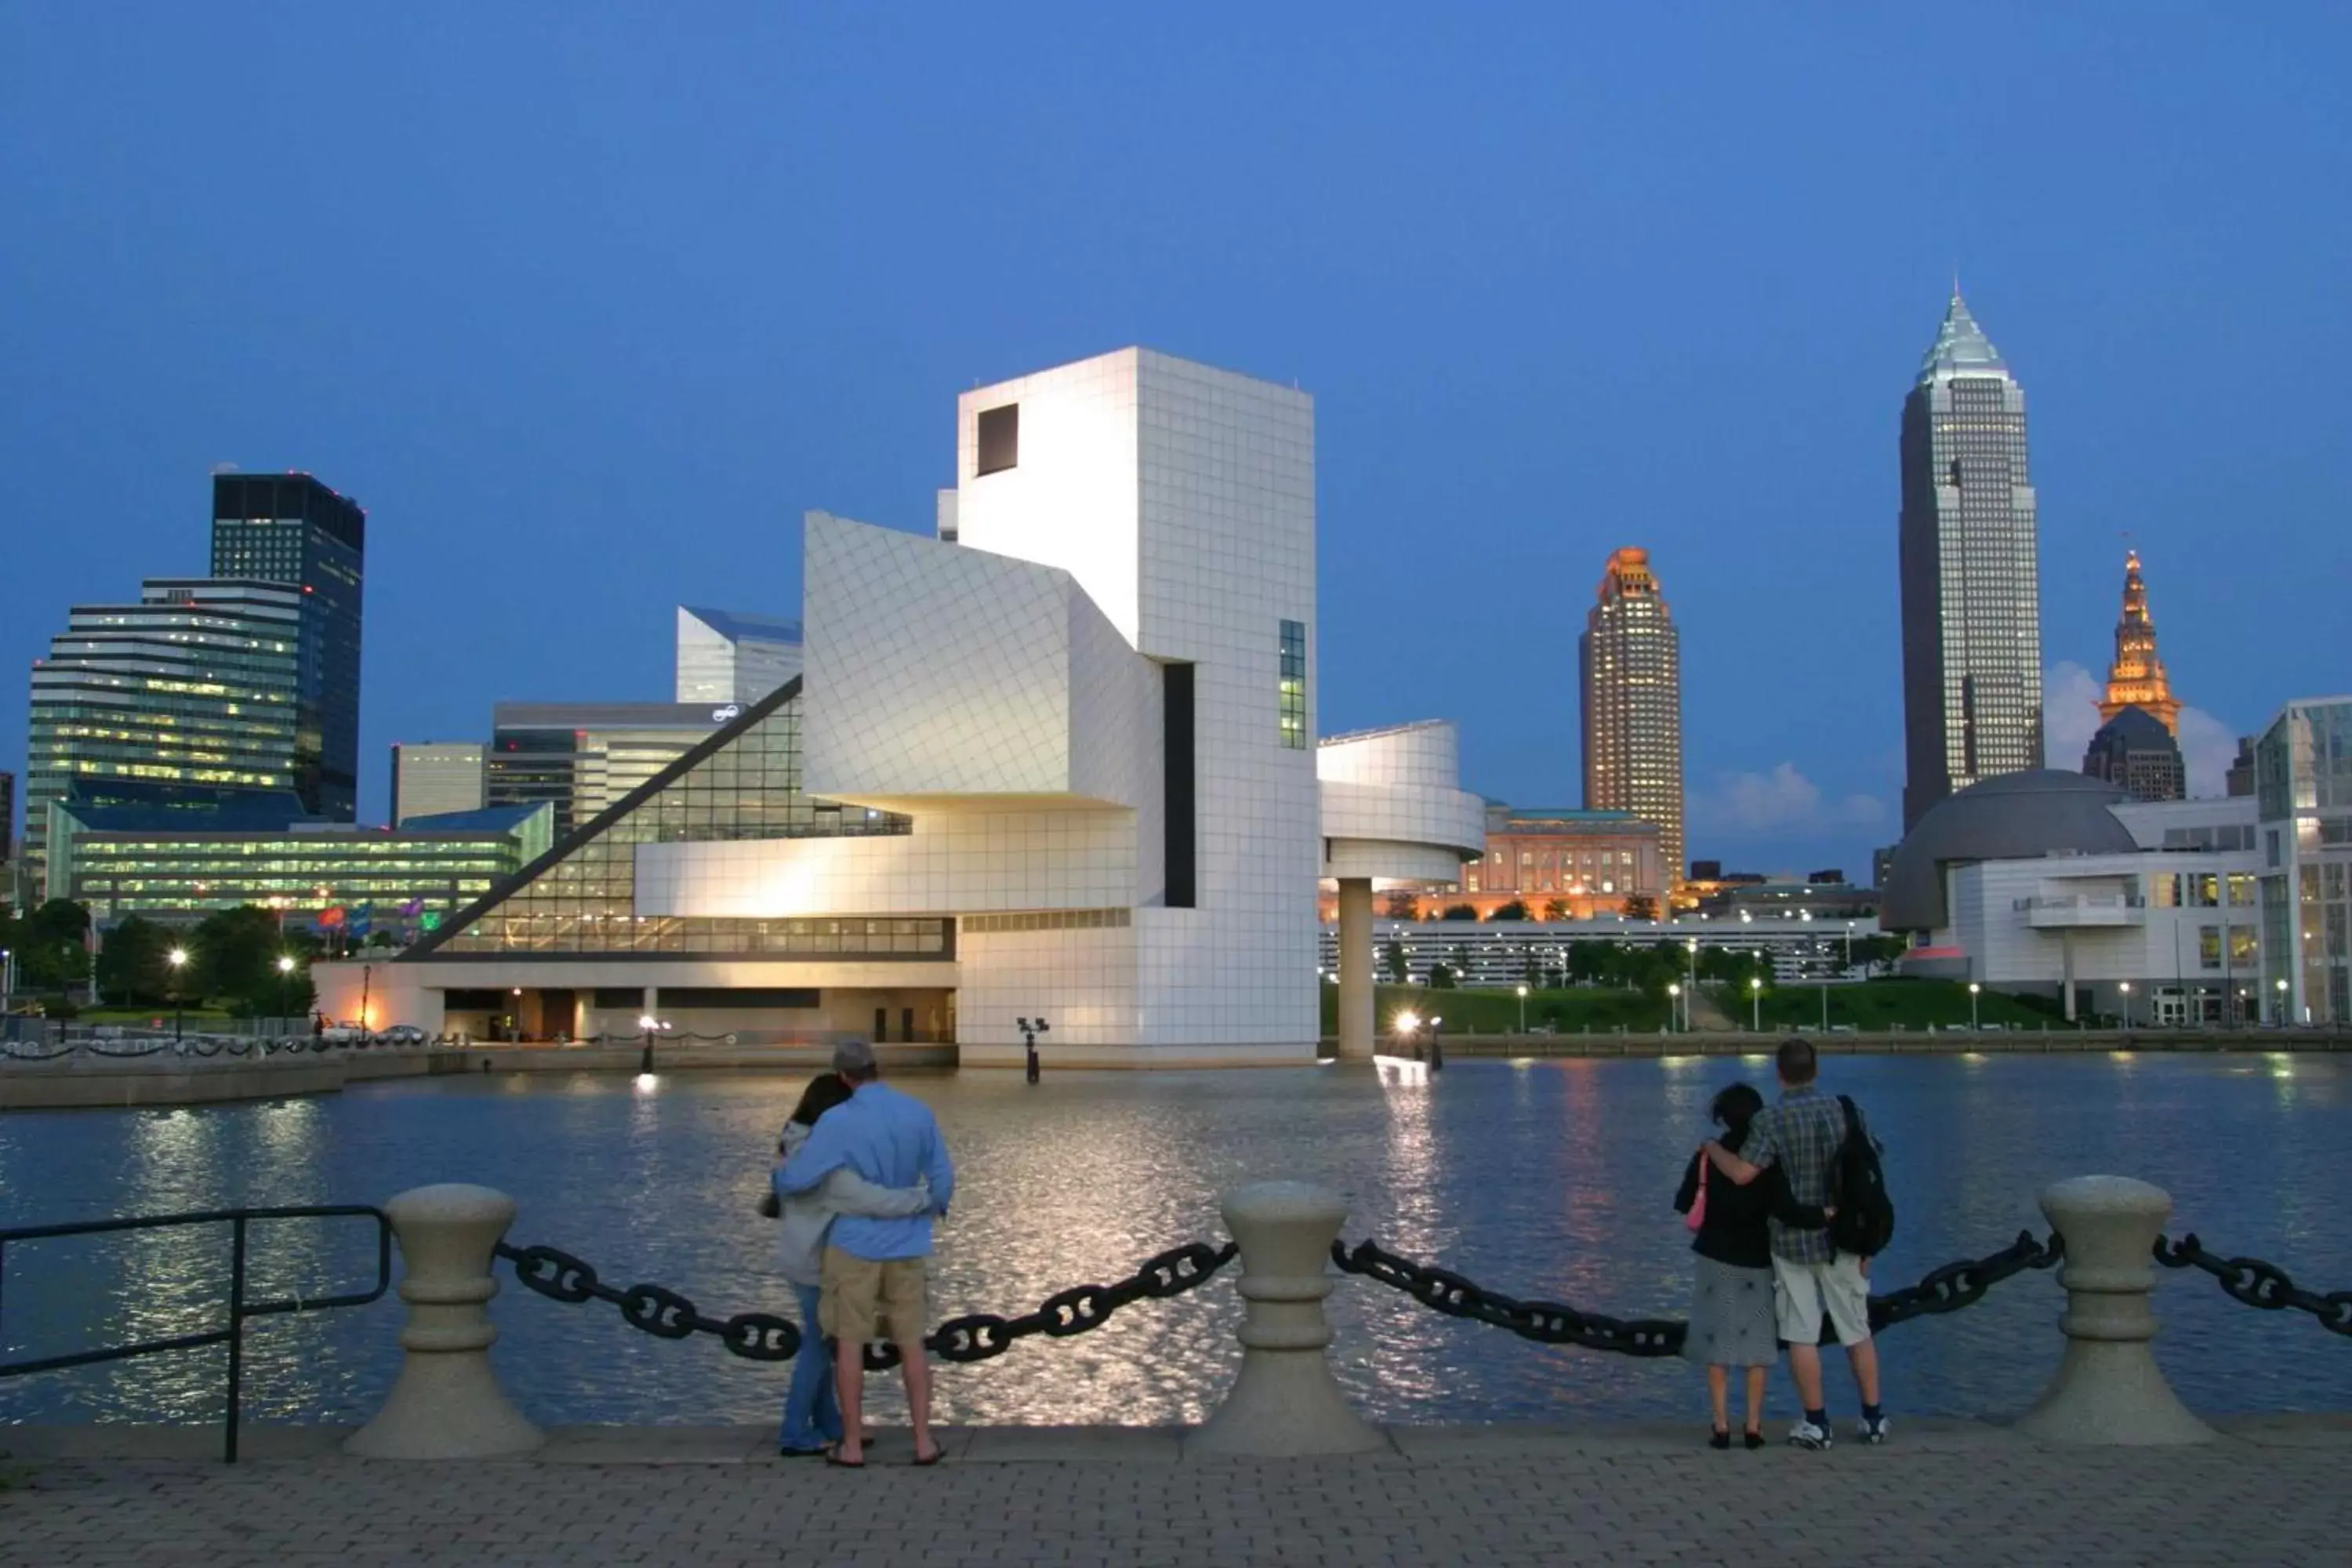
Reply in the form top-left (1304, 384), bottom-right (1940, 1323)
top-left (24, 580), bottom-right (303, 883)
top-left (60, 828), bottom-right (520, 925)
top-left (421, 684), bottom-right (944, 960)
top-left (211, 474), bottom-right (365, 821)
top-left (1579, 549), bottom-right (1684, 887)
top-left (2256, 699), bottom-right (2352, 1022)
top-left (1900, 292), bottom-right (2042, 829)
top-left (1278, 619), bottom-right (1307, 749)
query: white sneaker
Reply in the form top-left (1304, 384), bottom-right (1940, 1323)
top-left (1858, 1414), bottom-right (1889, 1445)
top-left (1788, 1419), bottom-right (1832, 1450)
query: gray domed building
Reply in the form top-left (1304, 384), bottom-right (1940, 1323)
top-left (1882, 771), bottom-right (2260, 1025)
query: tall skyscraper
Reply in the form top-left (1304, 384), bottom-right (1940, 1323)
top-left (1899, 289), bottom-right (2042, 831)
top-left (674, 607), bottom-right (804, 706)
top-left (0, 769), bottom-right (14, 866)
top-left (211, 473), bottom-right (366, 820)
top-left (2097, 550), bottom-right (2180, 732)
top-left (2082, 706), bottom-right (2185, 803)
top-left (24, 579), bottom-right (303, 880)
top-left (1580, 547), bottom-right (1684, 887)
top-left (390, 742), bottom-right (487, 825)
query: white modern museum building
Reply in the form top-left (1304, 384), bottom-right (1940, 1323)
top-left (317, 349), bottom-right (1481, 1065)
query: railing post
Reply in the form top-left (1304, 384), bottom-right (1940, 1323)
top-left (1190, 1181), bottom-right (1386, 1457)
top-left (2016, 1175), bottom-right (2214, 1445)
top-left (347, 1184), bottom-right (543, 1459)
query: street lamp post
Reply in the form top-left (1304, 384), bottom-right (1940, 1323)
top-left (2119, 982), bottom-right (2132, 1030)
top-left (276, 955), bottom-right (297, 1033)
top-left (1968, 981), bottom-right (1981, 1031)
top-left (1820, 978), bottom-right (1830, 1033)
top-left (637, 1013), bottom-right (661, 1074)
top-left (1749, 975), bottom-right (1763, 1033)
top-left (167, 947), bottom-right (189, 1044)
top-left (1515, 983), bottom-right (1528, 1034)
top-left (1428, 1015), bottom-right (1445, 1072)
top-left (1018, 1016), bottom-right (1049, 1084)
top-left (1667, 982), bottom-right (1681, 1033)
top-left (2275, 977), bottom-right (2289, 1025)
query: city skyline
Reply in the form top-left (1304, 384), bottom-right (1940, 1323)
top-left (2, 6), bottom-right (2344, 880)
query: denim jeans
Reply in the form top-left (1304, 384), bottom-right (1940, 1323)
top-left (779, 1283), bottom-right (840, 1451)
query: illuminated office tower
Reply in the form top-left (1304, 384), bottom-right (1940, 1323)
top-left (1899, 289), bottom-right (2042, 830)
top-left (211, 473), bottom-right (366, 820)
top-left (1580, 547), bottom-right (1684, 888)
top-left (24, 579), bottom-right (302, 884)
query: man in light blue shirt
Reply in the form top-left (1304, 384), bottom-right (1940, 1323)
top-left (776, 1039), bottom-right (954, 1466)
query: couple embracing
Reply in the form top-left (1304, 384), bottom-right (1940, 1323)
top-left (771, 1039), bottom-right (956, 1468)
top-left (1674, 1037), bottom-right (1893, 1451)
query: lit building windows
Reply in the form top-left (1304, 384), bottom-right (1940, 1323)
top-left (1278, 619), bottom-right (1308, 750)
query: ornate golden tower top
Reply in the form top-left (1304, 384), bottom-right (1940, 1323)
top-left (2099, 550), bottom-right (2180, 733)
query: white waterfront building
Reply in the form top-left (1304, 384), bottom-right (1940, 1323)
top-left (318, 349), bottom-right (1479, 1065)
top-left (1883, 771), bottom-right (2264, 1024)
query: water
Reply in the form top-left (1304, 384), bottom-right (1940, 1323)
top-left (1, 1053), bottom-right (2344, 1431)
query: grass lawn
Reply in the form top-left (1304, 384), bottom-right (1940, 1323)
top-left (71, 1005), bottom-right (240, 1026)
top-left (1748, 978), bottom-right (2057, 1033)
top-left (1322, 982), bottom-right (1670, 1036)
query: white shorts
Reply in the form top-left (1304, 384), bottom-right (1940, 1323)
top-left (1770, 1254), bottom-right (1871, 1347)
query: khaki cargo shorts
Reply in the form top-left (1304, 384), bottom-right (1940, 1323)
top-left (818, 1245), bottom-right (928, 1346)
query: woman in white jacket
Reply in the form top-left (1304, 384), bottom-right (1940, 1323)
top-left (772, 1073), bottom-right (931, 1457)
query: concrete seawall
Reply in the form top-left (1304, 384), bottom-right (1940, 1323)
top-left (1412, 1026), bottom-right (2352, 1058)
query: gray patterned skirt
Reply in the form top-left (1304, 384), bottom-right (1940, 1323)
top-left (1684, 1254), bottom-right (1778, 1368)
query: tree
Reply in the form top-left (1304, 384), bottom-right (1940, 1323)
top-left (1622, 895), bottom-right (1659, 922)
top-left (1427, 961), bottom-right (1457, 989)
top-left (1381, 939), bottom-right (1409, 984)
top-left (95, 916), bottom-right (173, 1006)
top-left (188, 906), bottom-right (289, 1011)
top-left (1540, 899), bottom-right (1570, 922)
top-left (1381, 891), bottom-right (1421, 920)
top-left (1849, 935), bottom-right (1906, 977)
top-left (1440, 904), bottom-right (1479, 921)
top-left (1487, 900), bottom-right (1529, 923)
top-left (12, 899), bottom-right (92, 992)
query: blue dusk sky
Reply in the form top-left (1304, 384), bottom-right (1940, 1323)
top-left (2, 5), bottom-right (2347, 877)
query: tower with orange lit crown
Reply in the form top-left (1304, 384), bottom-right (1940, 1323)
top-left (1580, 547), bottom-right (1684, 888)
top-left (2098, 550), bottom-right (2180, 733)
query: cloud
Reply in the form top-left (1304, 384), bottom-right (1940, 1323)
top-left (1698, 763), bottom-right (1888, 835)
top-left (2043, 661), bottom-right (2239, 797)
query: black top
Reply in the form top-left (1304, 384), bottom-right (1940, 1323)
top-left (1672, 1124), bottom-right (1827, 1269)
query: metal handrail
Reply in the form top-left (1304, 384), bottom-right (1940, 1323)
top-left (0, 1204), bottom-right (392, 1461)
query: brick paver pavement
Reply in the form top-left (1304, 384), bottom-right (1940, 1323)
top-left (3, 1420), bottom-right (2348, 1566)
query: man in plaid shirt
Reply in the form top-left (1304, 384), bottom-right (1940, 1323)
top-left (1704, 1037), bottom-right (1887, 1449)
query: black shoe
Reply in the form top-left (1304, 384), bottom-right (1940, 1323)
top-left (1744, 1431), bottom-right (1766, 1450)
top-left (1708, 1428), bottom-right (1731, 1450)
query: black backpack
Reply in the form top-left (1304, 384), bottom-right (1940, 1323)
top-left (1828, 1094), bottom-right (1895, 1258)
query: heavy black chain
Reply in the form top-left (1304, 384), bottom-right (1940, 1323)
top-left (1330, 1239), bottom-right (1687, 1356)
top-left (2154, 1234), bottom-right (2352, 1338)
top-left (494, 1238), bottom-right (1239, 1369)
top-left (1869, 1229), bottom-right (2063, 1330)
top-left (1334, 1230), bottom-right (2065, 1355)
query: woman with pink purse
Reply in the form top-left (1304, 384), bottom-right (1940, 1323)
top-left (1673, 1082), bottom-right (1824, 1448)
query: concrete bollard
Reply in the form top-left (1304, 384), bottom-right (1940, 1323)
top-left (347, 1183), bottom-right (544, 1460)
top-left (2015, 1175), bottom-right (2214, 1446)
top-left (1191, 1181), bottom-right (1387, 1457)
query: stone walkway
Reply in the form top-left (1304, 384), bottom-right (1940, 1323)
top-left (4, 1418), bottom-right (2349, 1566)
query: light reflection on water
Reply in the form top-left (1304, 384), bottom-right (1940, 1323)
top-left (1, 1055), bottom-right (2345, 1431)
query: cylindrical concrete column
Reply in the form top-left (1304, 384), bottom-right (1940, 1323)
top-left (1191, 1182), bottom-right (1386, 1457)
top-left (1336, 878), bottom-right (1376, 1061)
top-left (2015, 1175), bottom-right (2213, 1446)
top-left (347, 1184), bottom-right (544, 1459)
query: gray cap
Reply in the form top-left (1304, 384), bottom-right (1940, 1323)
top-left (832, 1038), bottom-right (877, 1076)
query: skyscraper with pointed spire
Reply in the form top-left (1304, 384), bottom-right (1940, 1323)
top-left (2098, 550), bottom-right (2180, 732)
top-left (1899, 289), bottom-right (2042, 830)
